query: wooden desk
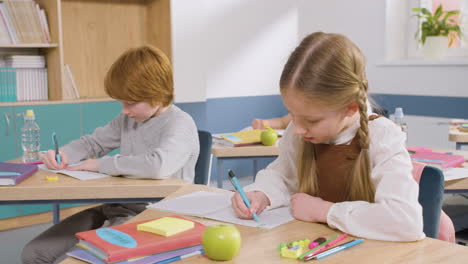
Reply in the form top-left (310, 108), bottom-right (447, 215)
top-left (449, 128), bottom-right (468, 150)
top-left (0, 168), bottom-right (188, 224)
top-left (211, 144), bottom-right (279, 188)
top-left (61, 184), bottom-right (468, 264)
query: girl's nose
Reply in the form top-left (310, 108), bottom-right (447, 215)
top-left (294, 122), bottom-right (307, 135)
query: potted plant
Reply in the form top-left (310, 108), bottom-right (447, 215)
top-left (412, 4), bottom-right (462, 59)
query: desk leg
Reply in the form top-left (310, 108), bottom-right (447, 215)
top-left (52, 203), bottom-right (60, 224)
top-left (217, 158), bottom-right (223, 189)
top-left (253, 159), bottom-right (258, 182)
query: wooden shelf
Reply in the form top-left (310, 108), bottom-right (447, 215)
top-left (2, 0), bottom-right (171, 102)
top-left (0, 43), bottom-right (59, 48)
top-left (0, 97), bottom-right (115, 107)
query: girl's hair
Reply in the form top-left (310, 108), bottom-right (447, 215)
top-left (280, 32), bottom-right (375, 203)
top-left (104, 45), bottom-right (174, 107)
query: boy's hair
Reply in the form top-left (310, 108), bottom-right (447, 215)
top-left (104, 45), bottom-right (173, 107)
top-left (280, 32), bottom-right (375, 203)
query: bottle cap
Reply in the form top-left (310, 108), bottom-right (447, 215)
top-left (25, 109), bottom-right (35, 117)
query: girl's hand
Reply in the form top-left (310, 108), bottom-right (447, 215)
top-left (67, 159), bottom-right (99, 172)
top-left (231, 191), bottom-right (270, 219)
top-left (41, 150), bottom-right (68, 170)
top-left (290, 193), bottom-right (334, 223)
top-left (251, 119), bottom-right (265, 130)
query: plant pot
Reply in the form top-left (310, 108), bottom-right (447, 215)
top-left (422, 36), bottom-right (448, 60)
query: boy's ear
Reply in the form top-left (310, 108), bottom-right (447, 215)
top-left (344, 102), bottom-right (359, 116)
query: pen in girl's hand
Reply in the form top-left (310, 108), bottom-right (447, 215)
top-left (228, 169), bottom-right (260, 222)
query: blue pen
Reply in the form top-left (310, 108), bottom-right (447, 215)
top-left (52, 132), bottom-right (61, 164)
top-left (306, 239), bottom-right (363, 260)
top-left (228, 169), bottom-right (260, 222)
top-left (155, 249), bottom-right (204, 264)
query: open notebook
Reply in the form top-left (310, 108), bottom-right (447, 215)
top-left (39, 164), bottom-right (110, 180)
top-left (147, 191), bottom-right (293, 229)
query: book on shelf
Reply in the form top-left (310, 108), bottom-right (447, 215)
top-left (0, 162), bottom-right (38, 185)
top-left (75, 215), bottom-right (206, 263)
top-left (67, 245), bottom-right (203, 264)
top-left (0, 0), bottom-right (50, 44)
top-left (62, 64), bottom-right (80, 99)
top-left (0, 55), bottom-right (48, 102)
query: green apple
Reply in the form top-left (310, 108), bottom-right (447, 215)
top-left (202, 224), bottom-right (241, 261)
top-left (261, 129), bottom-right (278, 146)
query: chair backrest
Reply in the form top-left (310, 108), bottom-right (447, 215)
top-left (418, 165), bottom-right (444, 238)
top-left (194, 130), bottom-right (213, 185)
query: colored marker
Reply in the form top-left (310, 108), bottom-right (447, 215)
top-left (305, 239), bottom-right (364, 261)
top-left (299, 236), bottom-right (337, 260)
top-left (304, 233), bottom-right (348, 258)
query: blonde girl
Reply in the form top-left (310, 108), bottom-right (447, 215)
top-left (231, 32), bottom-right (424, 241)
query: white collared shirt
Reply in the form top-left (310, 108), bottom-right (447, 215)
top-left (244, 113), bottom-right (425, 241)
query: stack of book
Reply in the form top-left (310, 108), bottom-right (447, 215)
top-left (408, 147), bottom-right (465, 169)
top-left (213, 129), bottom-right (283, 147)
top-left (67, 216), bottom-right (206, 264)
top-left (213, 129), bottom-right (263, 147)
top-left (0, 0), bottom-right (51, 44)
top-left (0, 55), bottom-right (48, 102)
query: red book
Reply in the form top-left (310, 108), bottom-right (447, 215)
top-left (76, 216), bottom-right (206, 263)
top-left (0, 162), bottom-right (38, 185)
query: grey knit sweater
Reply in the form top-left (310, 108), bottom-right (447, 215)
top-left (61, 105), bottom-right (199, 183)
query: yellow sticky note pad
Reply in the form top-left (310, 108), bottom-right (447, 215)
top-left (137, 217), bottom-right (195, 237)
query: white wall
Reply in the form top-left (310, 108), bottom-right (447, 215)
top-left (297, 0), bottom-right (467, 148)
top-left (297, 0), bottom-right (468, 98)
top-left (171, 0), bottom-right (298, 102)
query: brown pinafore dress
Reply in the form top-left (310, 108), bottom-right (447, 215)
top-left (314, 115), bottom-right (381, 203)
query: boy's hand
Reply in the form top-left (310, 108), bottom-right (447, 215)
top-left (290, 193), bottom-right (334, 223)
top-left (231, 191), bottom-right (270, 219)
top-left (251, 119), bottom-right (265, 130)
top-left (41, 150), bottom-right (68, 170)
top-left (67, 159), bottom-right (99, 172)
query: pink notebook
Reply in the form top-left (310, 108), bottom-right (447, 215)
top-left (410, 151), bottom-right (465, 169)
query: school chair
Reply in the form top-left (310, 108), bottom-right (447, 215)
top-left (194, 130), bottom-right (213, 185)
top-left (418, 165), bottom-right (444, 238)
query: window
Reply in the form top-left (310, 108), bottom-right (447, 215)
top-left (385, 0), bottom-right (468, 62)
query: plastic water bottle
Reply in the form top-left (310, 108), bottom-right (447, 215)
top-left (393, 107), bottom-right (408, 142)
top-left (21, 109), bottom-right (41, 162)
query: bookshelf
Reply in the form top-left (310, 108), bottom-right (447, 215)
top-left (0, 0), bottom-right (171, 105)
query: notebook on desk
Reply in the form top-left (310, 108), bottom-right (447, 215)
top-left (147, 191), bottom-right (294, 229)
top-left (39, 164), bottom-right (110, 180)
top-left (0, 162), bottom-right (38, 185)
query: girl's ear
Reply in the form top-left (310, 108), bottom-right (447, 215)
top-left (344, 102), bottom-right (359, 117)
